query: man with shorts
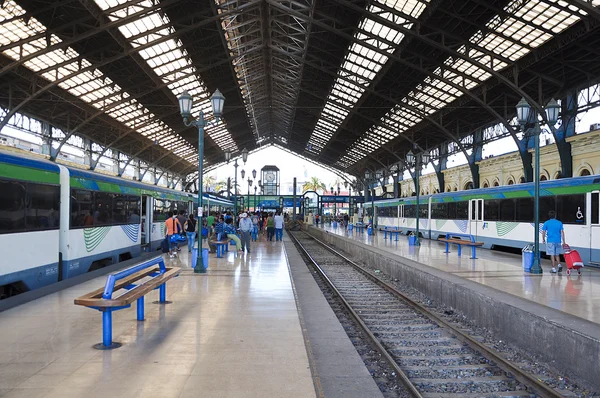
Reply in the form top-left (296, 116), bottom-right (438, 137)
top-left (542, 210), bottom-right (566, 273)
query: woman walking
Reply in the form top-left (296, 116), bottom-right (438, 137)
top-left (184, 214), bottom-right (197, 253)
top-left (266, 213), bottom-right (275, 241)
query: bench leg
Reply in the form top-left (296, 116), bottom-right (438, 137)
top-left (457, 244), bottom-right (462, 256)
top-left (471, 246), bottom-right (477, 259)
top-left (444, 242), bottom-right (450, 253)
top-left (384, 232), bottom-right (387, 240)
top-left (137, 296), bottom-right (144, 321)
top-left (153, 283), bottom-right (172, 304)
top-left (394, 233), bottom-right (399, 241)
top-left (93, 309), bottom-right (121, 350)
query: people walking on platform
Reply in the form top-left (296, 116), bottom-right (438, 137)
top-left (343, 213), bottom-right (349, 229)
top-left (266, 213), bottom-right (275, 241)
top-left (542, 210), bottom-right (566, 273)
top-left (239, 213), bottom-right (253, 253)
top-left (184, 214), bottom-right (197, 253)
top-left (251, 212), bottom-right (259, 241)
top-left (164, 211), bottom-right (182, 258)
top-left (274, 211), bottom-right (284, 241)
top-left (315, 214), bottom-right (319, 227)
top-left (224, 218), bottom-right (242, 251)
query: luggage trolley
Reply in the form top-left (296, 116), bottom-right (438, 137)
top-left (562, 244), bottom-right (584, 275)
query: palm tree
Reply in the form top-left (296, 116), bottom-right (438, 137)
top-left (302, 176), bottom-right (326, 193)
top-left (215, 179), bottom-right (228, 195)
top-left (203, 175), bottom-right (216, 192)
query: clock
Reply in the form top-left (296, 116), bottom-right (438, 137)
top-left (265, 172), bottom-right (275, 182)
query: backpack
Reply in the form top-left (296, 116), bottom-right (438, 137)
top-left (186, 219), bottom-right (196, 233)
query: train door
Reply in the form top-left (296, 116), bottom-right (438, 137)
top-left (469, 199), bottom-right (484, 239)
top-left (142, 195), bottom-right (152, 250)
top-left (590, 192), bottom-right (600, 264)
top-left (398, 204), bottom-right (404, 228)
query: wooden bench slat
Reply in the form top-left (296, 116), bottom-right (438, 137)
top-left (74, 267), bottom-right (180, 308)
top-left (438, 238), bottom-right (483, 246)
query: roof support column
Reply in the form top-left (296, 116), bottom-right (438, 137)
top-left (83, 138), bottom-right (93, 169)
top-left (133, 160), bottom-right (141, 181)
top-left (393, 172), bottom-right (402, 198)
top-left (153, 168), bottom-right (159, 185)
top-left (518, 112), bottom-right (537, 183)
top-left (554, 92), bottom-right (577, 178)
top-left (112, 150), bottom-right (120, 175)
top-left (433, 145), bottom-right (447, 193)
top-left (41, 121), bottom-right (52, 157)
top-left (467, 131), bottom-right (483, 189)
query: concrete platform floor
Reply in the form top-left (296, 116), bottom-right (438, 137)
top-left (0, 239), bottom-right (315, 398)
top-left (318, 223), bottom-right (600, 324)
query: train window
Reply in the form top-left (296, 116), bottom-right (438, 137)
top-left (127, 197), bottom-right (141, 224)
top-left (539, 196), bottom-right (556, 222)
top-left (0, 179), bottom-right (26, 233)
top-left (456, 201), bottom-right (468, 220)
top-left (499, 199), bottom-right (515, 221)
top-left (484, 200), bottom-right (499, 221)
top-left (592, 193), bottom-right (599, 225)
top-left (431, 203), bottom-right (447, 219)
top-left (419, 204), bottom-right (428, 218)
top-left (94, 192), bottom-right (114, 225)
top-left (516, 198), bottom-right (534, 222)
top-left (556, 194), bottom-right (585, 224)
top-left (447, 202), bottom-right (457, 219)
top-left (26, 183), bottom-right (60, 230)
top-left (404, 204), bottom-right (416, 218)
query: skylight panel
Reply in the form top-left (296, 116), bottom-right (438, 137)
top-left (306, 1), bottom-right (431, 155)
top-left (94, 0), bottom-right (238, 154)
top-left (0, 0), bottom-right (203, 170)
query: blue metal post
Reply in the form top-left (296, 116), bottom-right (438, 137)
top-left (102, 310), bottom-right (112, 347)
top-left (159, 283), bottom-right (166, 303)
top-left (137, 296), bottom-right (144, 321)
top-left (415, 158), bottom-right (421, 246)
top-left (531, 123), bottom-right (543, 274)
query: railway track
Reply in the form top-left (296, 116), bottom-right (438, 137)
top-left (289, 231), bottom-right (565, 398)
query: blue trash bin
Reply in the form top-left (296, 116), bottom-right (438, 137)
top-left (332, 221), bottom-right (338, 228)
top-left (367, 226), bottom-right (373, 235)
top-left (408, 235), bottom-right (417, 246)
top-left (348, 223), bottom-right (353, 231)
top-left (192, 247), bottom-right (209, 270)
top-left (522, 245), bottom-right (534, 272)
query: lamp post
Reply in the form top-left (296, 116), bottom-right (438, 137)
top-left (247, 178), bottom-right (253, 210)
top-left (232, 159), bottom-right (239, 214)
top-left (178, 89), bottom-right (225, 274)
top-left (257, 180), bottom-right (262, 211)
top-left (406, 149), bottom-right (431, 246)
top-left (253, 186), bottom-right (257, 212)
top-left (516, 97), bottom-right (560, 274)
top-left (240, 169), bottom-right (245, 211)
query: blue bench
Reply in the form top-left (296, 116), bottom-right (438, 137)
top-left (75, 256), bottom-right (180, 350)
top-left (354, 223), bottom-right (366, 233)
top-left (382, 227), bottom-right (404, 241)
top-left (210, 239), bottom-right (230, 257)
top-left (438, 233), bottom-right (484, 259)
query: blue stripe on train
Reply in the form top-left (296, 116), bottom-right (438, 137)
top-left (61, 244), bottom-right (142, 280)
top-left (0, 262), bottom-right (59, 292)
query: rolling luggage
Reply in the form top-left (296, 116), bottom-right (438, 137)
top-left (562, 244), bottom-right (584, 275)
top-left (161, 237), bottom-right (169, 253)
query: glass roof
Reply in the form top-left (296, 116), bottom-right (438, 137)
top-left (305, 0), bottom-right (430, 156)
top-left (336, 0), bottom-right (591, 168)
top-left (94, 0), bottom-right (239, 153)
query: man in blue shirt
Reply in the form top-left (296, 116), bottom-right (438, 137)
top-left (542, 210), bottom-right (566, 273)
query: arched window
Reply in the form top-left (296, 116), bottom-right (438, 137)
top-left (507, 179), bottom-right (514, 185)
top-left (483, 182), bottom-right (489, 188)
top-left (464, 181), bottom-right (473, 190)
top-left (411, 192), bottom-right (416, 196)
top-left (446, 187), bottom-right (451, 192)
top-left (453, 187), bottom-right (457, 191)
top-left (540, 175), bottom-right (547, 181)
top-left (493, 181), bottom-right (499, 187)
top-left (519, 176), bottom-right (525, 184)
top-left (580, 168), bottom-right (591, 176)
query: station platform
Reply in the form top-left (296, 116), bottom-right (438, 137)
top-left (318, 223), bottom-right (600, 324)
top-left (0, 241), bottom-right (317, 398)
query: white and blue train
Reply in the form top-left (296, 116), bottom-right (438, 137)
top-left (370, 174), bottom-right (600, 266)
top-left (0, 150), bottom-right (233, 299)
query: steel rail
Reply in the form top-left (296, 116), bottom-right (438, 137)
top-left (294, 230), bottom-right (564, 398)
top-left (288, 231), bottom-right (423, 398)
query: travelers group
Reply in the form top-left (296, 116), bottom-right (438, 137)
top-left (164, 208), bottom-right (288, 259)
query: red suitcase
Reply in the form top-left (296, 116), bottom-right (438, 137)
top-left (562, 244), bottom-right (584, 275)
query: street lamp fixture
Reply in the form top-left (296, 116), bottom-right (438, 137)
top-left (515, 97), bottom-right (560, 274)
top-left (241, 147), bottom-right (249, 164)
top-left (252, 169), bottom-right (257, 179)
top-left (224, 151), bottom-right (231, 163)
top-left (178, 88), bottom-right (225, 274)
top-left (241, 169), bottom-right (245, 179)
